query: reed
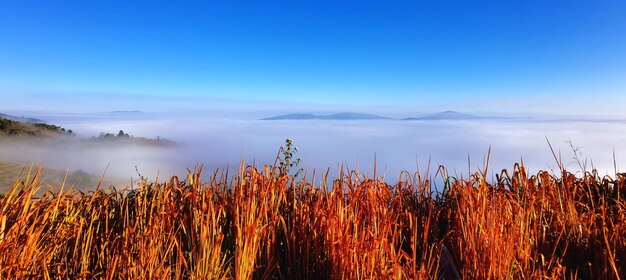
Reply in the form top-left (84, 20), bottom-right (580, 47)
top-left (0, 161), bottom-right (624, 279)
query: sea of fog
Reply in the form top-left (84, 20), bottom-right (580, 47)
top-left (2, 112), bottom-right (626, 187)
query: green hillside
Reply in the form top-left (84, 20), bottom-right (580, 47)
top-left (0, 117), bottom-right (74, 137)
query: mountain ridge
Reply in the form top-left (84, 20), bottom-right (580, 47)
top-left (262, 111), bottom-right (509, 121)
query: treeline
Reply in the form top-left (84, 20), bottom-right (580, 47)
top-left (90, 130), bottom-right (175, 146)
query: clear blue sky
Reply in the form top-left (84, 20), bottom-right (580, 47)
top-left (0, 1), bottom-right (625, 115)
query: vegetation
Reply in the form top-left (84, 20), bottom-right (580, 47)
top-left (276, 138), bottom-right (302, 177)
top-left (0, 150), bottom-right (624, 278)
top-left (90, 130), bottom-right (175, 146)
top-left (0, 117), bottom-right (73, 137)
top-left (0, 117), bottom-right (171, 148)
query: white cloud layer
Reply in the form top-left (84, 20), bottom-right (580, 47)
top-left (2, 114), bottom-right (625, 187)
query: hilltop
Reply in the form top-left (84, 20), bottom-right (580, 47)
top-left (88, 130), bottom-right (176, 147)
top-left (0, 113), bottom-right (174, 146)
top-left (262, 111), bottom-right (512, 121)
top-left (0, 117), bottom-right (73, 137)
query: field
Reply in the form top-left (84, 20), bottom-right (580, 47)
top-left (0, 158), bottom-right (625, 279)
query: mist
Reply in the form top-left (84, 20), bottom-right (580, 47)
top-left (2, 112), bottom-right (626, 187)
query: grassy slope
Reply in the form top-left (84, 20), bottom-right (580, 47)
top-left (0, 162), bottom-right (127, 193)
top-left (0, 118), bottom-right (72, 137)
top-left (0, 118), bottom-right (163, 193)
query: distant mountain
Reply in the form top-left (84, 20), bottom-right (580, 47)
top-left (0, 113), bottom-right (45, 123)
top-left (109, 110), bottom-right (142, 114)
top-left (262, 113), bottom-right (317, 120)
top-left (263, 111), bottom-right (510, 121)
top-left (321, 112), bottom-right (390, 120)
top-left (403, 111), bottom-right (505, 121)
top-left (262, 112), bottom-right (391, 120)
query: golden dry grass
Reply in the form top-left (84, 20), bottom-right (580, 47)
top-left (0, 162), bottom-right (624, 279)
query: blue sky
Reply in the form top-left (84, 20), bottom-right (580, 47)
top-left (1, 1), bottom-right (625, 115)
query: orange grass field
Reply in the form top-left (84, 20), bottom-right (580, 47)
top-left (0, 159), bottom-right (625, 279)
